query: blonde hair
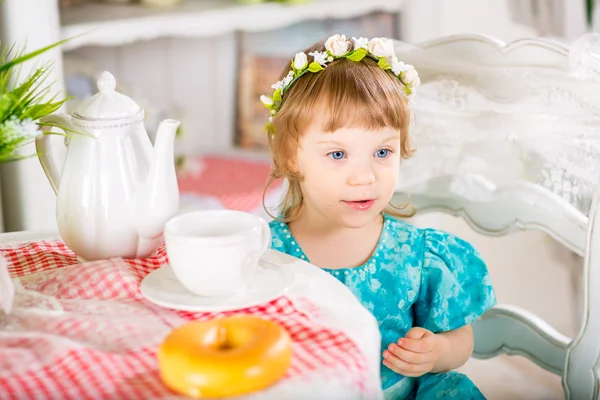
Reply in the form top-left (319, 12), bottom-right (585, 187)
top-left (262, 39), bottom-right (415, 222)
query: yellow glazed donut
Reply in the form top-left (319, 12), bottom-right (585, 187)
top-left (157, 315), bottom-right (293, 398)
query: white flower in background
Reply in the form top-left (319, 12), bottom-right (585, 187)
top-left (260, 95), bottom-right (274, 107)
top-left (325, 34), bottom-right (350, 56)
top-left (1, 117), bottom-right (41, 143)
top-left (352, 37), bottom-right (369, 50)
top-left (401, 64), bottom-right (420, 89)
top-left (20, 119), bottom-right (41, 139)
top-left (309, 51), bottom-right (329, 66)
top-left (390, 55), bottom-right (405, 76)
top-left (293, 52), bottom-right (308, 70)
top-left (368, 37), bottom-right (394, 58)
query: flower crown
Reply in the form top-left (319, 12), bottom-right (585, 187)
top-left (260, 34), bottom-right (420, 132)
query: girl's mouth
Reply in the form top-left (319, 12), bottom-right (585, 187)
top-left (342, 199), bottom-right (375, 211)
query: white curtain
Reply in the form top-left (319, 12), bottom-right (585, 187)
top-left (507, 0), bottom-right (587, 41)
top-left (391, 36), bottom-right (600, 216)
top-left (592, 0), bottom-right (600, 32)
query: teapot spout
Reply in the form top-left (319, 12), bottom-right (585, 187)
top-left (134, 119), bottom-right (180, 240)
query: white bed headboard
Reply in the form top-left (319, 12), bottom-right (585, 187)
top-left (393, 34), bottom-right (600, 254)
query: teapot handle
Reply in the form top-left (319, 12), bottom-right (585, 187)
top-left (36, 113), bottom-right (76, 195)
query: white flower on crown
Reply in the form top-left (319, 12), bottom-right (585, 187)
top-left (309, 51), bottom-right (329, 66)
top-left (401, 64), bottom-right (420, 89)
top-left (293, 52), bottom-right (308, 70)
top-left (281, 71), bottom-right (294, 89)
top-left (261, 34), bottom-right (420, 130)
top-left (368, 37), bottom-right (394, 58)
top-left (271, 71), bottom-right (294, 93)
top-left (325, 34), bottom-right (351, 56)
top-left (352, 37), bottom-right (369, 50)
top-left (271, 80), bottom-right (284, 91)
top-left (390, 55), bottom-right (405, 76)
top-left (260, 95), bottom-right (274, 107)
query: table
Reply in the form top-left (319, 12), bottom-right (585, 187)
top-left (0, 230), bottom-right (384, 400)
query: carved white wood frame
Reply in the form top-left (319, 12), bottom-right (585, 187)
top-left (395, 33), bottom-right (600, 400)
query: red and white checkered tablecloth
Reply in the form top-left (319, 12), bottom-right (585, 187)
top-left (0, 239), bottom-right (371, 400)
top-left (177, 154), bottom-right (283, 213)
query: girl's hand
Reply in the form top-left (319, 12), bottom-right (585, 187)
top-left (382, 327), bottom-right (444, 377)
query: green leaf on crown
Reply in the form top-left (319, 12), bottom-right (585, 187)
top-left (272, 88), bottom-right (282, 103)
top-left (346, 48), bottom-right (368, 62)
top-left (308, 62), bottom-right (324, 72)
top-left (377, 58), bottom-right (391, 70)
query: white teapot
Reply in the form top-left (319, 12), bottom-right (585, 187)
top-left (36, 71), bottom-right (180, 261)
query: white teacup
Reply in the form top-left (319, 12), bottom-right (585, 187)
top-left (164, 210), bottom-right (272, 297)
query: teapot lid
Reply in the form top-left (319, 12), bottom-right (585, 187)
top-left (73, 71), bottom-right (141, 120)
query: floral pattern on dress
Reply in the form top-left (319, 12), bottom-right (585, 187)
top-left (270, 214), bottom-right (496, 399)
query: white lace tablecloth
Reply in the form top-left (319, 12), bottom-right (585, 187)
top-left (0, 230), bottom-right (383, 400)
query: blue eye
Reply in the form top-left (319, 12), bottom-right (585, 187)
top-left (328, 151), bottom-right (346, 160)
top-left (375, 149), bottom-right (390, 158)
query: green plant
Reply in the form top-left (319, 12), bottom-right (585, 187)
top-left (0, 39), bottom-right (71, 162)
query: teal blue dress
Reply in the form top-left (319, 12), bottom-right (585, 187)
top-left (270, 213), bottom-right (496, 399)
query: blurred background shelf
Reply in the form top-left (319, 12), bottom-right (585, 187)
top-left (60, 0), bottom-right (405, 50)
top-left (3, 0), bottom-right (565, 236)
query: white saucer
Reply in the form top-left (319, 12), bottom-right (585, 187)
top-left (139, 261), bottom-right (294, 312)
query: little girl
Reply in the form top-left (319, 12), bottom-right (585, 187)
top-left (261, 34), bottom-right (496, 399)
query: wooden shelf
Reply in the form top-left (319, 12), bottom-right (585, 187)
top-left (60, 0), bottom-right (404, 51)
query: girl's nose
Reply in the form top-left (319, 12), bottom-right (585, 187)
top-left (347, 163), bottom-right (376, 186)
